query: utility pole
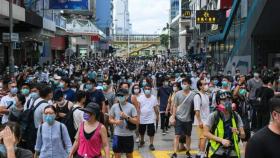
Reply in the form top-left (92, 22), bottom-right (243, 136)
top-left (9, 0), bottom-right (15, 76)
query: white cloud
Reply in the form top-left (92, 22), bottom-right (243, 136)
top-left (129, 0), bottom-right (169, 34)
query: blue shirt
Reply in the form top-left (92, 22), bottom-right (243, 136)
top-left (35, 121), bottom-right (72, 158)
top-left (157, 86), bottom-right (172, 111)
top-left (63, 88), bottom-right (76, 102)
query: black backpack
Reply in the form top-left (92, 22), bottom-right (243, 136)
top-left (62, 106), bottom-right (81, 143)
top-left (19, 99), bottom-right (47, 152)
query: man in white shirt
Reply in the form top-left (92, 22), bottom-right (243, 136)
top-left (0, 81), bottom-right (17, 124)
top-left (138, 84), bottom-right (159, 151)
top-left (73, 91), bottom-right (86, 130)
top-left (33, 86), bottom-right (53, 129)
top-left (194, 79), bottom-right (210, 158)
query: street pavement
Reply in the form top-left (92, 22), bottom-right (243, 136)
top-left (108, 125), bottom-right (246, 158)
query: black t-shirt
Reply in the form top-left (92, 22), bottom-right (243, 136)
top-left (245, 126), bottom-right (280, 158)
top-left (86, 89), bottom-right (105, 108)
top-left (255, 86), bottom-right (274, 112)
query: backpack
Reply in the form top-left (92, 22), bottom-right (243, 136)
top-left (19, 99), bottom-right (47, 152)
top-left (62, 106), bottom-right (81, 143)
top-left (206, 111), bottom-right (239, 155)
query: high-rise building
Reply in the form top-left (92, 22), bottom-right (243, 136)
top-left (96, 0), bottom-right (113, 36)
top-left (113, 0), bottom-right (131, 35)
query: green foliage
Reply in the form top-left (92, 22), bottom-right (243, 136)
top-left (160, 34), bottom-right (169, 48)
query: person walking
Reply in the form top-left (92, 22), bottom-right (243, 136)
top-left (194, 79), bottom-right (210, 158)
top-left (204, 90), bottom-right (245, 158)
top-left (138, 84), bottom-right (159, 150)
top-left (171, 78), bottom-right (196, 158)
top-left (35, 105), bottom-right (72, 158)
top-left (109, 89), bottom-right (138, 158)
top-left (157, 78), bottom-right (172, 135)
top-left (69, 103), bottom-right (110, 158)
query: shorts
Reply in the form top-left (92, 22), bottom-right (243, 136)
top-left (112, 135), bottom-right (134, 153)
top-left (139, 123), bottom-right (155, 137)
top-left (196, 126), bottom-right (206, 139)
top-left (175, 118), bottom-right (192, 136)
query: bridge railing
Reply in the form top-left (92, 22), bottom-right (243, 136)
top-left (112, 34), bottom-right (160, 43)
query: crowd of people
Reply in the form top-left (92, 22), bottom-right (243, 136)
top-left (0, 56), bottom-right (279, 158)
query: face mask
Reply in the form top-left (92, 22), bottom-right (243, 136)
top-left (58, 83), bottom-right (64, 88)
top-left (85, 84), bottom-right (93, 91)
top-left (134, 89), bottom-right (140, 94)
top-left (118, 96), bottom-right (126, 104)
top-left (103, 85), bottom-right (108, 91)
top-left (10, 87), bottom-right (18, 95)
top-left (53, 81), bottom-right (59, 86)
top-left (0, 83), bottom-right (3, 89)
top-left (204, 85), bottom-right (209, 91)
top-left (21, 88), bottom-right (30, 95)
top-left (127, 79), bottom-right (133, 83)
top-left (173, 87), bottom-right (178, 92)
top-left (144, 90), bottom-right (151, 95)
top-left (142, 81), bottom-right (147, 87)
top-left (239, 89), bottom-right (247, 95)
top-left (83, 113), bottom-right (91, 121)
top-left (221, 100), bottom-right (233, 112)
top-left (30, 92), bottom-right (39, 100)
top-left (181, 84), bottom-right (189, 90)
top-left (222, 81), bottom-right (228, 87)
top-left (43, 114), bottom-right (56, 124)
top-left (254, 73), bottom-right (259, 78)
top-left (164, 82), bottom-right (169, 86)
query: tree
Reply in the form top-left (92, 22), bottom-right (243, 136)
top-left (160, 34), bottom-right (169, 48)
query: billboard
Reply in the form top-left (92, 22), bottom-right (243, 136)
top-left (49, 0), bottom-right (88, 10)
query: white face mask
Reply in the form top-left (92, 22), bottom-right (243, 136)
top-left (173, 87), bottom-right (178, 92)
top-left (204, 85), bottom-right (209, 91)
top-left (0, 82), bottom-right (3, 89)
top-left (134, 89), bottom-right (140, 94)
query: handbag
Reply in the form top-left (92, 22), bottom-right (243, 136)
top-left (169, 94), bottom-right (190, 126)
top-left (118, 104), bottom-right (137, 131)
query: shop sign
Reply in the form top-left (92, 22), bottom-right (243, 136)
top-left (2, 33), bottom-right (19, 42)
top-left (196, 10), bottom-right (222, 24)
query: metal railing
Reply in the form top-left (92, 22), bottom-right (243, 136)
top-left (112, 34), bottom-right (160, 43)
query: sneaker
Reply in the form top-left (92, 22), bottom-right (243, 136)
top-left (149, 144), bottom-right (155, 151)
top-left (186, 151), bottom-right (192, 158)
top-left (136, 137), bottom-right (140, 143)
top-left (139, 141), bottom-right (145, 147)
top-left (170, 153), bottom-right (177, 158)
top-left (162, 129), bottom-right (167, 135)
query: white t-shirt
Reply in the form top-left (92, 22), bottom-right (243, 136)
top-left (73, 104), bottom-right (84, 130)
top-left (0, 95), bottom-right (16, 124)
top-left (138, 95), bottom-right (158, 124)
top-left (193, 92), bottom-right (210, 125)
top-left (33, 98), bottom-right (50, 128)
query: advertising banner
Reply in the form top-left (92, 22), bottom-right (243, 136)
top-left (49, 0), bottom-right (88, 10)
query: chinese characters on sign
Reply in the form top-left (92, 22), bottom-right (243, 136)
top-left (196, 10), bottom-right (221, 24)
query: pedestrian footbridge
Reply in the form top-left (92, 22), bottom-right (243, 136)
top-left (112, 34), bottom-right (160, 45)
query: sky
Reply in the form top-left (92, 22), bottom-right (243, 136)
top-left (129, 0), bottom-right (169, 34)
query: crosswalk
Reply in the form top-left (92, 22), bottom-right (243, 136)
top-left (104, 150), bottom-right (199, 158)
